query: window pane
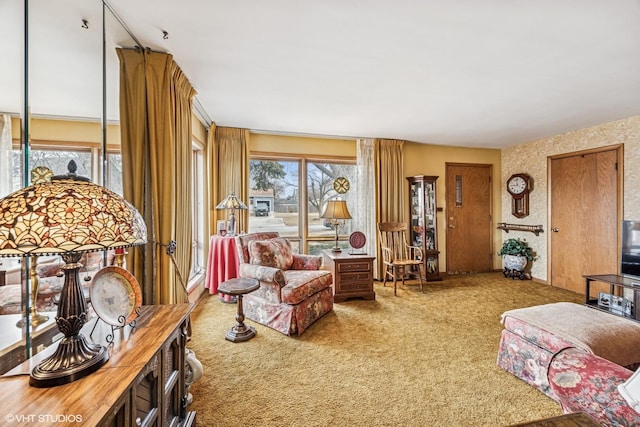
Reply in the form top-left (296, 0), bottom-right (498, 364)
top-left (308, 236), bottom-right (349, 256)
top-left (308, 162), bottom-right (356, 238)
top-left (107, 152), bottom-right (123, 195)
top-left (190, 145), bottom-right (205, 284)
top-left (248, 159), bottom-right (299, 238)
top-left (30, 149), bottom-right (91, 179)
top-left (11, 149), bottom-right (22, 191)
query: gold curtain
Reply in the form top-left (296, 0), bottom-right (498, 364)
top-left (207, 122), bottom-right (218, 235)
top-left (210, 127), bottom-right (250, 233)
top-left (117, 48), bottom-right (150, 302)
top-left (374, 138), bottom-right (405, 277)
top-left (117, 48), bottom-right (196, 304)
top-left (166, 61), bottom-right (196, 304)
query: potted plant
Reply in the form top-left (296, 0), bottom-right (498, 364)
top-left (498, 238), bottom-right (537, 272)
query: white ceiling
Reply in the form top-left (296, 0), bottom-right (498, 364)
top-left (3, 1), bottom-right (640, 148)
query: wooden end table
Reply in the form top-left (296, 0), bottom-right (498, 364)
top-left (322, 250), bottom-right (376, 302)
top-left (217, 278), bottom-right (260, 342)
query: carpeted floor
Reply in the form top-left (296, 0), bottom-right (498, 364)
top-left (188, 272), bottom-right (584, 427)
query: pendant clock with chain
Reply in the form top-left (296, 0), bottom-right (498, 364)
top-left (506, 173), bottom-right (531, 218)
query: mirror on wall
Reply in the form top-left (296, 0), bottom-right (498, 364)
top-left (0, 1), bottom-right (23, 198)
top-left (0, 0), bottom-right (136, 374)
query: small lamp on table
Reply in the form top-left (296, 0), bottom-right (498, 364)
top-left (215, 193), bottom-right (249, 236)
top-left (320, 198), bottom-right (352, 253)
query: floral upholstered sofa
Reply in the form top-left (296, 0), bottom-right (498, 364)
top-left (548, 347), bottom-right (640, 426)
top-left (235, 232), bottom-right (334, 336)
top-left (497, 302), bottom-right (640, 426)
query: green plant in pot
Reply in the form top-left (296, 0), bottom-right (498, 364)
top-left (498, 238), bottom-right (537, 272)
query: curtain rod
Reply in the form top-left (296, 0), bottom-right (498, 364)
top-left (103, 0), bottom-right (143, 48)
top-left (193, 97), bottom-right (212, 128)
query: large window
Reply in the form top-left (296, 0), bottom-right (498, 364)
top-left (11, 146), bottom-right (122, 192)
top-left (249, 157), bottom-right (356, 255)
top-left (11, 148), bottom-right (92, 189)
top-left (189, 140), bottom-right (206, 290)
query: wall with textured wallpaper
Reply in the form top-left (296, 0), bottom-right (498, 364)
top-left (501, 115), bottom-right (640, 282)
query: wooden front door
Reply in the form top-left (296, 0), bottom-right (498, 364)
top-left (445, 163), bottom-right (493, 274)
top-left (549, 147), bottom-right (620, 294)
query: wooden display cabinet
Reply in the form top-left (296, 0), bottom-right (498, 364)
top-left (407, 175), bottom-right (441, 281)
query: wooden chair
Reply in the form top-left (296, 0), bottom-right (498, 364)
top-left (377, 222), bottom-right (425, 295)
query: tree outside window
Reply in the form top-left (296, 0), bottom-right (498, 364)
top-left (249, 157), bottom-right (355, 254)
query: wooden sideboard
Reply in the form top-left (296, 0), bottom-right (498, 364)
top-left (0, 304), bottom-right (196, 427)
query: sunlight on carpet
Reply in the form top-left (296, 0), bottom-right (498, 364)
top-left (187, 272), bottom-right (583, 427)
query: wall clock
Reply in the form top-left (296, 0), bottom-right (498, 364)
top-left (333, 177), bottom-right (350, 194)
top-left (506, 173), bottom-right (531, 218)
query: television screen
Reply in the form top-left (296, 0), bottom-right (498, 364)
top-left (621, 220), bottom-right (640, 279)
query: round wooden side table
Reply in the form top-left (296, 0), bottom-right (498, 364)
top-left (217, 278), bottom-right (260, 342)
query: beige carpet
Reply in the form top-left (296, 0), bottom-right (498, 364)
top-left (188, 272), bottom-right (584, 427)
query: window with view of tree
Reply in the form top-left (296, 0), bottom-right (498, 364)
top-left (12, 148), bottom-right (92, 186)
top-left (249, 157), bottom-right (356, 255)
top-left (11, 147), bottom-right (123, 194)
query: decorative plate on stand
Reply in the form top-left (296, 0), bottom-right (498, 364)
top-left (90, 266), bottom-right (142, 326)
top-left (349, 231), bottom-right (366, 254)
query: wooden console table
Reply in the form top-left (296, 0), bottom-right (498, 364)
top-left (322, 251), bottom-right (375, 302)
top-left (0, 304), bottom-right (196, 426)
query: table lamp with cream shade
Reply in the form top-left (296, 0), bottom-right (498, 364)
top-left (216, 192), bottom-right (248, 236)
top-left (320, 198), bottom-right (352, 253)
top-left (0, 164), bottom-right (147, 387)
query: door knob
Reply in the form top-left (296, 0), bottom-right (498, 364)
top-left (448, 224), bottom-right (455, 228)
top-left (551, 228), bottom-right (559, 232)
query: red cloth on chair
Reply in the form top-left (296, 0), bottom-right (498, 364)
top-left (205, 235), bottom-right (240, 295)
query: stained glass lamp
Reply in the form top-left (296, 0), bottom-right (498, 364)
top-left (215, 193), bottom-right (248, 236)
top-left (320, 198), bottom-right (352, 253)
top-left (0, 176), bottom-right (147, 387)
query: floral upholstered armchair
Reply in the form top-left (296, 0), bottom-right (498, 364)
top-left (235, 232), bottom-right (334, 336)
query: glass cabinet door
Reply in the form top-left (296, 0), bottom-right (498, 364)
top-left (407, 175), bottom-right (441, 281)
top-left (410, 180), bottom-right (423, 248)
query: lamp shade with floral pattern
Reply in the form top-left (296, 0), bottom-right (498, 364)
top-left (0, 179), bottom-right (147, 257)
top-left (0, 178), bottom-right (147, 387)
